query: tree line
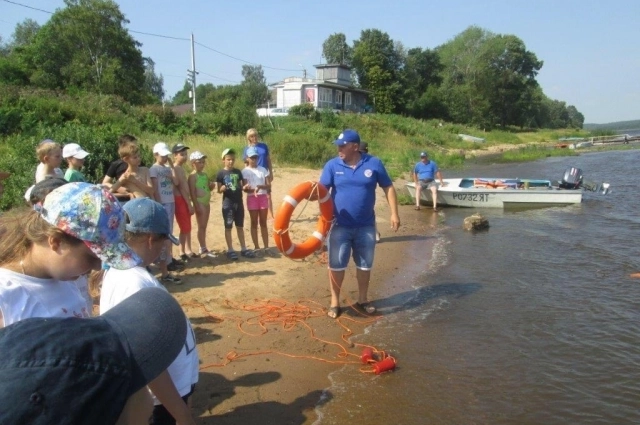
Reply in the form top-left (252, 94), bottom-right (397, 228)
top-left (322, 27), bottom-right (584, 129)
top-left (0, 0), bottom-right (583, 131)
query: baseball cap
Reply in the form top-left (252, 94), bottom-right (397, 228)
top-left (153, 142), bottom-right (171, 156)
top-left (41, 182), bottom-right (141, 270)
top-left (333, 129), bottom-right (361, 146)
top-left (246, 146), bottom-right (259, 157)
top-left (62, 143), bottom-right (90, 159)
top-left (124, 198), bottom-right (179, 245)
top-left (221, 148), bottom-right (235, 159)
top-left (171, 143), bottom-right (190, 154)
top-left (420, 152), bottom-right (428, 157)
top-left (0, 287), bottom-right (187, 425)
top-left (190, 151), bottom-right (207, 161)
top-left (359, 142), bottom-right (369, 153)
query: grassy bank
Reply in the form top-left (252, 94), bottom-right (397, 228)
top-left (0, 108), bottom-right (604, 210)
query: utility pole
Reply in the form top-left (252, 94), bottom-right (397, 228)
top-left (190, 33), bottom-right (197, 114)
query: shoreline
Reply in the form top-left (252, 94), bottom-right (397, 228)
top-left (166, 168), bottom-right (441, 424)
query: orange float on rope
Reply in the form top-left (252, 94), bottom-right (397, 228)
top-left (273, 181), bottom-right (334, 259)
top-left (373, 357), bottom-right (396, 375)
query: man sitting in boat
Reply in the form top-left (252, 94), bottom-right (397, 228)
top-left (412, 151), bottom-right (445, 211)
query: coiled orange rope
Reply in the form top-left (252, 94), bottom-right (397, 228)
top-left (181, 298), bottom-right (394, 374)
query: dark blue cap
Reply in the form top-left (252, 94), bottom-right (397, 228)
top-left (333, 129), bottom-right (361, 146)
top-left (0, 287), bottom-right (187, 425)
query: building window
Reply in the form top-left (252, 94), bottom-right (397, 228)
top-left (345, 92), bottom-right (352, 105)
top-left (319, 87), bottom-right (332, 103)
top-left (335, 90), bottom-right (342, 105)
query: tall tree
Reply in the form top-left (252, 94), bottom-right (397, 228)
top-left (11, 19), bottom-right (41, 48)
top-left (351, 29), bottom-right (403, 113)
top-left (437, 26), bottom-right (493, 126)
top-left (400, 47), bottom-right (443, 118)
top-left (322, 33), bottom-right (352, 65)
top-left (143, 57), bottom-right (165, 103)
top-left (566, 105), bottom-right (584, 129)
top-left (476, 34), bottom-right (543, 127)
top-left (241, 64), bottom-right (268, 107)
top-left (25, 0), bottom-right (146, 103)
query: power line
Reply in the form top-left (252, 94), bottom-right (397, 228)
top-left (198, 71), bottom-right (239, 84)
top-left (195, 41), bottom-right (301, 72)
top-left (129, 29), bottom-right (188, 41)
top-left (2, 0), bottom-right (51, 14)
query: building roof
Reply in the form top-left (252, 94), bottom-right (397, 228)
top-left (313, 63), bottom-right (352, 70)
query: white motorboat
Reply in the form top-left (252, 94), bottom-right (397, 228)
top-left (406, 167), bottom-right (609, 209)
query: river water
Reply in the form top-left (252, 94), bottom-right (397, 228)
top-left (315, 149), bottom-right (640, 425)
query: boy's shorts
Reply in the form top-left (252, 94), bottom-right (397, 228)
top-left (327, 224), bottom-right (376, 271)
top-left (222, 203), bottom-right (244, 229)
top-left (246, 193), bottom-right (268, 211)
top-left (162, 202), bottom-right (175, 234)
top-left (174, 195), bottom-right (192, 233)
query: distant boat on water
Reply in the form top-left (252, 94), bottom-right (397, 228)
top-left (458, 134), bottom-right (485, 143)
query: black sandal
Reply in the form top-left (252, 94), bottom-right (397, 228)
top-left (327, 306), bottom-right (341, 319)
top-left (354, 302), bottom-right (377, 314)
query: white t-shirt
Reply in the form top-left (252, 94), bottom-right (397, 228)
top-left (100, 266), bottom-right (199, 402)
top-left (241, 166), bottom-right (270, 195)
top-left (35, 162), bottom-right (64, 183)
top-left (0, 268), bottom-right (91, 326)
top-left (149, 164), bottom-right (175, 204)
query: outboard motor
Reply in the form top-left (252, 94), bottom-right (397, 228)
top-left (559, 167), bottom-right (583, 189)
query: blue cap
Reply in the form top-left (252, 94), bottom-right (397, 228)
top-left (0, 287), bottom-right (187, 425)
top-left (123, 198), bottom-right (179, 245)
top-left (246, 146), bottom-right (259, 157)
top-left (333, 129), bottom-right (361, 146)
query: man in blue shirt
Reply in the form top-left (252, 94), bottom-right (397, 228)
top-left (413, 151), bottom-right (445, 211)
top-left (319, 129), bottom-right (400, 319)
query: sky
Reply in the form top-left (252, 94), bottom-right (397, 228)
top-left (1, 0), bottom-right (639, 124)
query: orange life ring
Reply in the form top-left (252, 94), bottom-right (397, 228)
top-left (273, 181), bottom-right (333, 259)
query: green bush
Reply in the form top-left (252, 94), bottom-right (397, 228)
top-left (289, 103), bottom-right (319, 120)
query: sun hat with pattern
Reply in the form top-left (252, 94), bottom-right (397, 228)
top-left (40, 182), bottom-right (141, 270)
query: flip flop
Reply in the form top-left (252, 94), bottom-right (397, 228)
top-left (414, 206), bottom-right (421, 210)
top-left (327, 306), bottom-right (341, 319)
top-left (433, 207), bottom-right (439, 212)
top-left (354, 302), bottom-right (377, 314)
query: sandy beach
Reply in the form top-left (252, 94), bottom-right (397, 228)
top-left (162, 167), bottom-right (440, 424)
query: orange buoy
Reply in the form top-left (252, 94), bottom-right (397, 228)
top-left (361, 347), bottom-right (374, 364)
top-left (373, 357), bottom-right (396, 375)
top-left (273, 181), bottom-right (333, 259)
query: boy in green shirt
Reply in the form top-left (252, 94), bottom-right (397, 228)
top-left (62, 143), bottom-right (90, 182)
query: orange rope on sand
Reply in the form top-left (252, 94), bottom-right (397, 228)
top-left (181, 299), bottom-right (393, 373)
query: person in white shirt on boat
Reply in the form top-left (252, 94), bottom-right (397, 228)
top-left (412, 151), bottom-right (445, 211)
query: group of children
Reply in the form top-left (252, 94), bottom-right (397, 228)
top-left (28, 130), bottom-right (275, 284)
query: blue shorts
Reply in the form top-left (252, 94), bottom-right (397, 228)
top-left (327, 224), bottom-right (376, 271)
